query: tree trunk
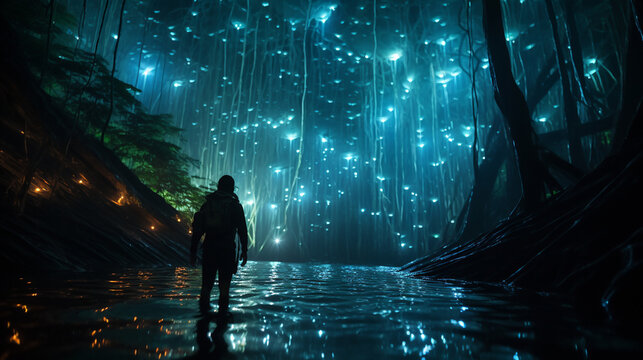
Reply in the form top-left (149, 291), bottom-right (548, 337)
top-left (482, 0), bottom-right (549, 210)
top-left (451, 55), bottom-right (561, 246)
top-left (611, 1), bottom-right (643, 153)
top-left (544, 0), bottom-right (586, 171)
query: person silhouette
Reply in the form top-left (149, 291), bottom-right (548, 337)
top-left (191, 175), bottom-right (248, 315)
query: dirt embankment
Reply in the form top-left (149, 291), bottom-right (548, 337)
top-left (0, 21), bottom-right (191, 272)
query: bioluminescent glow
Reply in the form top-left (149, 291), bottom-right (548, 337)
top-left (59, 0), bottom-right (625, 263)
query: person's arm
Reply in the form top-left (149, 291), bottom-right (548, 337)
top-left (236, 203), bottom-right (249, 266)
top-left (190, 204), bottom-right (206, 266)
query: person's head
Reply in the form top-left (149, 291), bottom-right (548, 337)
top-left (217, 175), bottom-right (235, 193)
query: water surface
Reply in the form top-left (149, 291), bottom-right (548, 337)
top-left (1, 262), bottom-right (636, 359)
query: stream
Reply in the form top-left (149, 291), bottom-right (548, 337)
top-left (1, 261), bottom-right (636, 359)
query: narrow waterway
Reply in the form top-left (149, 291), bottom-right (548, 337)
top-left (1, 262), bottom-right (635, 359)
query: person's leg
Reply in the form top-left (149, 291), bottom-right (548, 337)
top-left (217, 269), bottom-right (233, 313)
top-left (200, 260), bottom-right (216, 312)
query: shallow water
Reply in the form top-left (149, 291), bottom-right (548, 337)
top-left (0, 262), bottom-right (637, 359)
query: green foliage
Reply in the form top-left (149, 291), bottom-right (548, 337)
top-left (4, 0), bottom-right (204, 217)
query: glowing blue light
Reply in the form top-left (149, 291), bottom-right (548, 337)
top-left (142, 67), bottom-right (154, 76)
top-left (378, 116), bottom-right (388, 123)
top-left (505, 31), bottom-right (518, 42)
top-left (232, 21), bottom-right (246, 30)
top-left (430, 197), bottom-right (438, 203)
top-left (388, 51), bottom-right (402, 61)
top-left (321, 136), bottom-right (328, 143)
top-left (274, 238), bottom-right (280, 244)
top-left (286, 133), bottom-right (298, 141)
top-left (172, 80), bottom-right (184, 88)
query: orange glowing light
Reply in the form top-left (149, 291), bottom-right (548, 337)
top-left (150, 225), bottom-right (155, 230)
top-left (133, 316), bottom-right (137, 321)
top-left (34, 188), bottom-right (41, 192)
top-left (10, 331), bottom-right (20, 345)
top-left (102, 316), bottom-right (109, 323)
top-left (78, 180), bottom-right (84, 184)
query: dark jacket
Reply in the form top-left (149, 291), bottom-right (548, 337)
top-left (190, 190), bottom-right (248, 259)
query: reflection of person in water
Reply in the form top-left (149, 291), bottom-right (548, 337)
top-left (193, 316), bottom-right (235, 359)
top-left (190, 175), bottom-right (248, 315)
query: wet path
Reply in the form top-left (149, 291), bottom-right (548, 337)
top-left (0, 262), bottom-right (636, 359)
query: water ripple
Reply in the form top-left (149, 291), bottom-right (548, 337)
top-left (1, 262), bottom-right (638, 359)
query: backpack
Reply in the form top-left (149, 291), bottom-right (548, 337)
top-left (202, 197), bottom-right (233, 231)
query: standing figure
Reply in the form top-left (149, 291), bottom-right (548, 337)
top-left (191, 175), bottom-right (248, 314)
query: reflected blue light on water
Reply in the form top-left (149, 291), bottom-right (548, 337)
top-left (1, 262), bottom-right (637, 359)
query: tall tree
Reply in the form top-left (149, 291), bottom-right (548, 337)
top-left (544, 0), bottom-right (586, 171)
top-left (481, 0), bottom-right (553, 210)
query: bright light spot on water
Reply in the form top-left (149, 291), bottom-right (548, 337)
top-left (379, 116), bottom-right (388, 123)
top-left (111, 34), bottom-right (118, 40)
top-left (172, 80), bottom-right (183, 87)
top-left (537, 116), bottom-right (547, 123)
top-left (142, 67), bottom-right (154, 76)
top-left (274, 238), bottom-right (280, 244)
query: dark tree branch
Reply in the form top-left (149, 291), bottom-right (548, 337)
top-left (101, 0), bottom-right (127, 143)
